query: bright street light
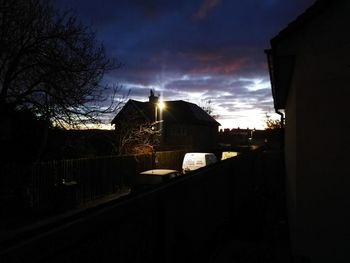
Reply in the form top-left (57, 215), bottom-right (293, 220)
top-left (155, 101), bottom-right (166, 122)
top-left (157, 101), bottom-right (166, 111)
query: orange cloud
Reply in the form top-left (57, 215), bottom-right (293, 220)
top-left (194, 0), bottom-right (221, 19)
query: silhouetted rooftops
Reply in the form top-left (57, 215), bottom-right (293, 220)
top-left (112, 99), bottom-right (220, 126)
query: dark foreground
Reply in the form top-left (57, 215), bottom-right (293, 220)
top-left (0, 147), bottom-right (291, 262)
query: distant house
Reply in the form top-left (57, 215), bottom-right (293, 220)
top-left (266, 0), bottom-right (350, 262)
top-left (111, 91), bottom-right (220, 153)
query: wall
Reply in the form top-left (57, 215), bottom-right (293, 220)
top-left (0, 151), bottom-right (188, 218)
top-left (276, 2), bottom-right (350, 261)
top-left (191, 124), bottom-right (218, 150)
top-left (163, 123), bottom-right (218, 151)
top-left (284, 77), bottom-right (296, 254)
top-left (155, 150), bottom-right (187, 171)
top-left (1, 148), bottom-right (276, 262)
top-left (163, 123), bottom-right (193, 149)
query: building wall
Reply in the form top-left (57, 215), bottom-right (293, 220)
top-left (163, 123), bottom-right (193, 150)
top-left (191, 125), bottom-right (218, 150)
top-left (277, 2), bottom-right (350, 261)
top-left (164, 123), bottom-right (218, 151)
top-left (284, 77), bottom-right (296, 255)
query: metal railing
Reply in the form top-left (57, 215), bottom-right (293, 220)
top-left (0, 150), bottom-right (187, 216)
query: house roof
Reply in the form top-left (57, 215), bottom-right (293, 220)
top-left (111, 99), bottom-right (220, 127)
top-left (266, 0), bottom-right (339, 110)
top-left (265, 51), bottom-right (295, 110)
top-left (270, 0), bottom-right (334, 45)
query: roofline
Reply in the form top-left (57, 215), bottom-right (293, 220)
top-left (265, 49), bottom-right (296, 110)
top-left (264, 49), bottom-right (276, 109)
top-left (267, 0), bottom-right (335, 110)
top-left (111, 99), bottom-right (221, 126)
top-left (111, 99), bottom-right (146, 125)
top-left (271, 0), bottom-right (332, 45)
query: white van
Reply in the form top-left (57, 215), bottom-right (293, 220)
top-left (182, 152), bottom-right (217, 173)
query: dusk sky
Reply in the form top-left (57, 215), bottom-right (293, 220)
top-left (54, 0), bottom-right (315, 129)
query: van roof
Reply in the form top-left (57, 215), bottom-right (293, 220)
top-left (140, 169), bottom-right (179, 176)
top-left (185, 152), bottom-right (214, 155)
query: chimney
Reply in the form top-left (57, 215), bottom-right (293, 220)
top-left (149, 89), bottom-right (159, 104)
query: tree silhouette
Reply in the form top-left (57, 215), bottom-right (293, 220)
top-left (0, 0), bottom-right (120, 128)
top-left (118, 121), bottom-right (162, 155)
top-left (200, 99), bottom-right (220, 119)
top-left (265, 113), bottom-right (282, 130)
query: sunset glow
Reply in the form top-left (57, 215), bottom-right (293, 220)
top-left (53, 0), bottom-right (315, 130)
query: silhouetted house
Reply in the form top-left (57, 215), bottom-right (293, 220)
top-left (111, 91), bottom-right (220, 152)
top-left (266, 0), bottom-right (350, 262)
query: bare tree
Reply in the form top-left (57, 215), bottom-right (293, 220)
top-left (119, 121), bottom-right (162, 155)
top-left (200, 99), bottom-right (220, 119)
top-left (200, 99), bottom-right (213, 115)
top-left (0, 0), bottom-right (121, 128)
top-left (265, 113), bottom-right (282, 130)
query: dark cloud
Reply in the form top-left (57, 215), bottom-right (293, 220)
top-left (194, 0), bottom-right (221, 20)
top-left (52, 0), bottom-right (316, 128)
